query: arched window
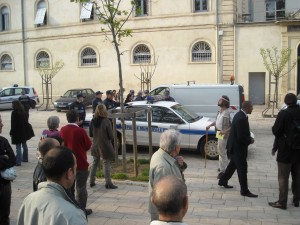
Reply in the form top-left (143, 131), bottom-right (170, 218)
top-left (34, 0), bottom-right (47, 26)
top-left (0, 6), bottom-right (9, 31)
top-left (0, 54), bottom-right (12, 70)
top-left (36, 51), bottom-right (50, 68)
top-left (133, 44), bottom-right (151, 64)
top-left (81, 47), bottom-right (97, 66)
top-left (192, 41), bottom-right (212, 62)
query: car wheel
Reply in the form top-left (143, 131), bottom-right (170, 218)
top-left (198, 136), bottom-right (218, 160)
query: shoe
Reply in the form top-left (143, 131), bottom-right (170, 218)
top-left (293, 198), bottom-right (299, 207)
top-left (105, 183), bottom-right (118, 189)
top-left (85, 208), bottom-right (93, 215)
top-left (269, 201), bottom-right (287, 209)
top-left (90, 182), bottom-right (95, 188)
top-left (15, 163), bottom-right (21, 166)
top-left (241, 191), bottom-right (258, 198)
top-left (22, 160), bottom-right (28, 162)
top-left (217, 172), bottom-right (224, 179)
top-left (217, 168), bottom-right (220, 172)
top-left (218, 181), bottom-right (233, 189)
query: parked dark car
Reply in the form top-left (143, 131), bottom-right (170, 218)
top-left (54, 88), bottom-right (95, 112)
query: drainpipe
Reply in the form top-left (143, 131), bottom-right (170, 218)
top-left (21, 0), bottom-right (27, 85)
top-left (216, 0), bottom-right (223, 84)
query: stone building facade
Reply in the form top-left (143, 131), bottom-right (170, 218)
top-left (0, 0), bottom-right (300, 104)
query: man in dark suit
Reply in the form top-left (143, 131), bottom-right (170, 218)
top-left (269, 93), bottom-right (300, 209)
top-left (218, 101), bottom-right (257, 197)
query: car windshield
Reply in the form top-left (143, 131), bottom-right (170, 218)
top-left (63, 90), bottom-right (81, 97)
top-left (171, 104), bottom-right (202, 123)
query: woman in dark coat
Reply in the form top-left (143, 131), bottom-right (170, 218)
top-left (89, 104), bottom-right (117, 189)
top-left (10, 101), bottom-right (34, 166)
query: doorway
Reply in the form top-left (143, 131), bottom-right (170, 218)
top-left (249, 72), bottom-right (265, 105)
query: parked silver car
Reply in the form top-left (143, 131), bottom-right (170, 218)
top-left (0, 85), bottom-right (39, 110)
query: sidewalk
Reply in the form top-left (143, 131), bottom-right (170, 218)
top-left (1, 106), bottom-right (299, 225)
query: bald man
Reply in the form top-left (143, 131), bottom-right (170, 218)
top-left (151, 176), bottom-right (188, 225)
top-left (33, 138), bottom-right (60, 191)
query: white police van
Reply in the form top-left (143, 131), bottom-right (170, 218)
top-left (150, 84), bottom-right (244, 118)
top-left (85, 100), bottom-right (218, 159)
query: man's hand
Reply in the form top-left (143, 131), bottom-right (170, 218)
top-left (250, 137), bottom-right (255, 144)
top-left (176, 156), bottom-right (184, 166)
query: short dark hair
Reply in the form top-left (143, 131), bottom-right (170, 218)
top-left (284, 93), bottom-right (297, 106)
top-left (66, 109), bottom-right (78, 123)
top-left (42, 146), bottom-right (75, 182)
top-left (38, 138), bottom-right (59, 157)
top-left (152, 176), bottom-right (187, 216)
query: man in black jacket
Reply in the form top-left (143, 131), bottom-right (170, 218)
top-left (70, 94), bottom-right (86, 127)
top-left (218, 101), bottom-right (257, 197)
top-left (269, 93), bottom-right (300, 209)
top-left (0, 114), bottom-right (16, 225)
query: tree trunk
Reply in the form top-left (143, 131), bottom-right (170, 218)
top-left (113, 33), bottom-right (127, 172)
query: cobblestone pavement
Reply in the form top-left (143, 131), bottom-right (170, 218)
top-left (1, 105), bottom-right (299, 225)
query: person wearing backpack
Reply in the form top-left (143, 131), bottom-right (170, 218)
top-left (269, 93), bottom-right (300, 209)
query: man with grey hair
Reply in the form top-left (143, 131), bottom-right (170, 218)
top-left (151, 176), bottom-right (188, 225)
top-left (149, 129), bottom-right (187, 221)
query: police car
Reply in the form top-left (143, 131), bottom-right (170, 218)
top-left (85, 100), bottom-right (219, 160)
top-left (0, 85), bottom-right (39, 110)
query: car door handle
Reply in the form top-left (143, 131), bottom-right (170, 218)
top-left (151, 126), bottom-right (158, 128)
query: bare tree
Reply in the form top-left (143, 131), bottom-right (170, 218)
top-left (37, 60), bottom-right (64, 111)
top-left (134, 56), bottom-right (159, 91)
top-left (260, 47), bottom-right (298, 117)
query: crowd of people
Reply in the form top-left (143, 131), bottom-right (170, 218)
top-left (0, 90), bottom-right (299, 225)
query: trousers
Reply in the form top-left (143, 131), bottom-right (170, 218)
top-left (277, 162), bottom-right (300, 205)
top-left (71, 170), bottom-right (89, 209)
top-left (0, 182), bottom-right (11, 225)
top-left (15, 142), bottom-right (28, 165)
top-left (219, 154), bottom-right (249, 194)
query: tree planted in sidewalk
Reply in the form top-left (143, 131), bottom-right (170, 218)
top-left (260, 47), bottom-right (298, 115)
top-left (71, 0), bottom-right (136, 171)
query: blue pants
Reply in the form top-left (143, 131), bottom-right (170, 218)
top-left (16, 142), bottom-right (28, 165)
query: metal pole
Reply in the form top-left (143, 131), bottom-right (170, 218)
top-left (21, 0), bottom-right (28, 85)
top-left (113, 118), bottom-right (118, 164)
top-left (147, 107), bottom-right (153, 157)
top-left (132, 115), bottom-right (138, 177)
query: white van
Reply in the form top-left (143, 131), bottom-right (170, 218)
top-left (150, 84), bottom-right (244, 118)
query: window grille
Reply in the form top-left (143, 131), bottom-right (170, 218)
top-left (0, 54), bottom-right (12, 70)
top-left (192, 41), bottom-right (212, 62)
top-left (133, 44), bottom-right (151, 64)
top-left (36, 51), bottom-right (50, 68)
top-left (81, 47), bottom-right (97, 66)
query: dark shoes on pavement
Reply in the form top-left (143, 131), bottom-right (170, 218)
top-left (218, 180), bottom-right (233, 189)
top-left (85, 208), bottom-right (93, 215)
top-left (269, 201), bottom-right (287, 210)
top-left (241, 191), bottom-right (258, 198)
top-left (90, 182), bottom-right (95, 188)
top-left (105, 183), bottom-right (118, 189)
top-left (293, 198), bottom-right (299, 207)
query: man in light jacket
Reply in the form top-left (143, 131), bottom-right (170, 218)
top-left (17, 146), bottom-right (87, 225)
top-left (149, 130), bottom-right (187, 221)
